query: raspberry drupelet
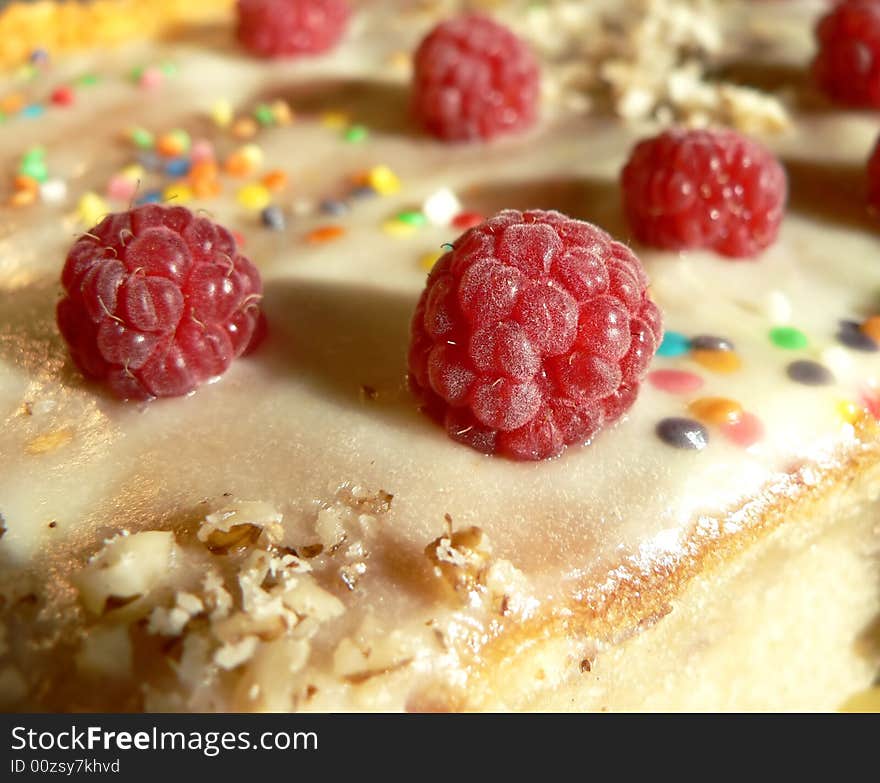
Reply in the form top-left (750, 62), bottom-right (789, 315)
top-left (813, 0), bottom-right (880, 108)
top-left (236, 0), bottom-right (350, 59)
top-left (408, 210), bottom-right (662, 461)
top-left (57, 204), bottom-right (264, 400)
top-left (621, 127), bottom-right (787, 259)
top-left (411, 14), bottom-right (540, 142)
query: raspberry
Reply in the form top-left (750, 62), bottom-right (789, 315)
top-left (236, 0), bottom-right (350, 59)
top-left (57, 205), bottom-right (264, 400)
top-left (813, 0), bottom-right (880, 107)
top-left (408, 210), bottom-right (662, 461)
top-left (411, 14), bottom-right (540, 142)
top-left (869, 134), bottom-right (880, 211)
top-left (621, 127), bottom-right (787, 259)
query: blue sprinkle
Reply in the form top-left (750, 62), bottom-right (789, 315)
top-left (690, 334), bottom-right (735, 352)
top-left (20, 104), bottom-right (45, 119)
top-left (138, 152), bottom-right (161, 171)
top-left (164, 157), bottom-right (191, 177)
top-left (319, 198), bottom-right (349, 216)
top-left (786, 359), bottom-right (835, 386)
top-left (656, 331), bottom-right (690, 357)
top-left (29, 49), bottom-right (49, 65)
top-left (135, 189), bottom-right (163, 205)
top-left (349, 185), bottom-right (377, 200)
top-left (261, 205), bottom-right (286, 231)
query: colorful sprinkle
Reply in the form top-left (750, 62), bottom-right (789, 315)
top-left (75, 73), bottom-right (100, 87)
top-left (837, 320), bottom-right (878, 352)
top-left (321, 111), bottom-right (349, 129)
top-left (656, 330), bottom-right (690, 357)
top-left (76, 192), bottom-right (109, 225)
top-left (231, 117), bottom-right (258, 140)
top-left (656, 417), bottom-right (709, 450)
top-left (344, 124), bottom-right (369, 143)
top-left (40, 179), bottom-right (67, 204)
top-left (261, 170), bottom-right (288, 191)
top-left (860, 316), bottom-right (880, 343)
top-left (423, 188), bottom-right (462, 227)
top-left (270, 100), bottom-right (294, 125)
top-left (451, 211), bottom-right (485, 230)
top-left (769, 326), bottom-right (808, 350)
top-left (787, 359), bottom-right (834, 386)
top-left (254, 103), bottom-right (275, 126)
top-left (138, 66), bottom-right (163, 90)
top-left (366, 165), bottom-right (401, 195)
top-left (210, 99), bottom-right (233, 128)
top-left (190, 139), bottom-right (215, 163)
top-left (420, 250), bottom-right (444, 271)
top-left (350, 185), bottom-right (377, 200)
top-left (691, 348), bottom-right (741, 374)
top-left (20, 104), bottom-right (45, 119)
top-left (307, 225), bottom-right (345, 243)
top-left (860, 388), bottom-right (880, 420)
top-left (382, 219), bottom-right (418, 237)
top-left (687, 396), bottom-right (743, 426)
top-left (135, 189), bottom-right (163, 205)
top-left (236, 183), bottom-right (271, 211)
top-left (165, 157), bottom-right (191, 178)
top-left (394, 210), bottom-right (427, 227)
top-left (156, 129), bottom-right (191, 157)
top-left (163, 183), bottom-right (193, 204)
top-left (319, 198), bottom-right (348, 216)
top-left (106, 174), bottom-right (138, 202)
top-left (647, 369), bottom-right (704, 394)
top-left (261, 205), bottom-right (286, 231)
top-left (835, 399), bottom-right (861, 425)
top-left (690, 334), bottom-right (735, 352)
top-left (129, 127), bottom-right (154, 149)
top-left (1, 93), bottom-right (25, 114)
top-left (720, 412), bottom-right (764, 448)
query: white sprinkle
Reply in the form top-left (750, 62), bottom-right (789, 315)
top-left (422, 188), bottom-right (462, 227)
top-left (40, 178), bottom-right (68, 204)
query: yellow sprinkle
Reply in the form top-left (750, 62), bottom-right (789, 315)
top-left (237, 183), bottom-right (271, 211)
top-left (320, 111), bottom-right (350, 129)
top-left (382, 219), bottom-right (417, 237)
top-left (835, 399), bottom-right (861, 425)
top-left (120, 164), bottom-right (146, 182)
top-left (367, 165), bottom-right (401, 196)
top-left (419, 250), bottom-right (444, 271)
top-left (163, 183), bottom-right (193, 204)
top-left (691, 348), bottom-right (742, 374)
top-left (240, 143), bottom-right (264, 168)
top-left (76, 191), bottom-right (109, 226)
top-left (270, 99), bottom-right (294, 125)
top-left (210, 98), bottom-right (233, 128)
top-left (26, 427), bottom-right (74, 455)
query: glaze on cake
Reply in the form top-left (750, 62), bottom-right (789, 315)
top-left (0, 0), bottom-right (879, 711)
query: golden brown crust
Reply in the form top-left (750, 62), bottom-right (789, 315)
top-left (0, 0), bottom-right (234, 68)
top-left (448, 415), bottom-right (880, 710)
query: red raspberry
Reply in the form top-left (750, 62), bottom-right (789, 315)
top-left (236, 0), bottom-right (350, 59)
top-left (411, 14), bottom-right (540, 142)
top-left (57, 205), bottom-right (264, 400)
top-left (408, 210), bottom-right (662, 461)
top-left (813, 0), bottom-right (880, 107)
top-left (621, 127), bottom-right (787, 259)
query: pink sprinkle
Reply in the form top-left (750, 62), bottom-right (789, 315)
top-left (721, 411), bottom-right (764, 448)
top-left (860, 388), bottom-right (880, 420)
top-left (106, 174), bottom-right (138, 202)
top-left (190, 139), bottom-right (215, 163)
top-left (139, 66), bottom-right (164, 90)
top-left (647, 368), bottom-right (704, 394)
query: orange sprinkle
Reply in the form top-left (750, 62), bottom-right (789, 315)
top-left (231, 117), bottom-right (258, 140)
top-left (861, 316), bottom-right (880, 344)
top-left (687, 396), bottom-right (743, 426)
top-left (189, 160), bottom-right (218, 181)
top-left (261, 169), bottom-right (289, 191)
top-left (191, 178), bottom-right (222, 198)
top-left (9, 189), bottom-right (36, 207)
top-left (307, 225), bottom-right (345, 244)
top-left (224, 151), bottom-right (254, 177)
top-left (13, 174), bottom-right (39, 194)
top-left (156, 134), bottom-right (185, 157)
top-left (0, 93), bottom-right (25, 114)
top-left (691, 348), bottom-right (742, 374)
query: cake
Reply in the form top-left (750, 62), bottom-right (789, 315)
top-left (1, 0), bottom-right (879, 712)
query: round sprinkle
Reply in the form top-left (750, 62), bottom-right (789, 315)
top-left (0, 93), bottom-right (25, 114)
top-left (76, 192), bottom-right (109, 225)
top-left (690, 334), bottom-right (734, 352)
top-left (236, 183), bottom-right (271, 211)
top-left (687, 396), bottom-right (743, 425)
top-left (835, 399), bottom-right (861, 425)
top-left (138, 151), bottom-right (161, 171)
top-left (647, 368), bottom-right (704, 394)
top-left (160, 62), bottom-right (178, 77)
top-left (423, 187), bottom-right (462, 227)
top-left (76, 73), bottom-right (100, 87)
top-left (319, 198), bottom-right (349, 216)
top-left (350, 185), bottom-right (377, 200)
top-left (130, 127), bottom-right (155, 149)
top-left (165, 157), bottom-right (192, 178)
top-left (395, 210), bottom-right (426, 227)
top-left (420, 250), bottom-right (444, 271)
top-left (135, 189), bottom-right (163, 205)
top-left (837, 320), bottom-right (879, 352)
top-left (366, 165), bottom-right (401, 195)
top-left (860, 316), bottom-right (880, 343)
top-left (691, 348), bottom-right (741, 374)
top-left (451, 211), bottom-right (485, 230)
top-left (860, 389), bottom-right (880, 419)
top-left (19, 155), bottom-right (48, 183)
top-left (254, 103), bottom-right (275, 126)
top-left (382, 219), bottom-right (417, 237)
top-left (138, 66), bottom-right (163, 90)
top-left (656, 417), bottom-right (709, 450)
top-left (321, 111), bottom-right (349, 129)
top-left (270, 100), bottom-right (294, 125)
top-left (39, 178), bottom-right (67, 204)
top-left (307, 225), bottom-right (345, 243)
top-left (163, 183), bottom-right (193, 204)
top-left (50, 85), bottom-right (75, 106)
top-left (261, 170), bottom-right (288, 191)
top-left (261, 205), bottom-right (286, 231)
top-left (344, 124), bottom-right (369, 143)
top-left (656, 330), bottom-right (690, 357)
top-left (21, 104), bottom-right (45, 119)
top-left (106, 174), bottom-right (138, 202)
top-left (769, 326), bottom-right (808, 350)
top-left (787, 359), bottom-right (835, 386)
top-left (231, 117), bottom-right (258, 140)
top-left (721, 412), bottom-right (764, 449)
top-left (210, 99), bottom-right (233, 128)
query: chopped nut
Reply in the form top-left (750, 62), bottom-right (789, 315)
top-left (198, 500), bottom-right (284, 553)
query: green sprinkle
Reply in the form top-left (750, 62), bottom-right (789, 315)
top-left (770, 326), bottom-right (808, 350)
top-left (160, 62), bottom-right (178, 77)
top-left (395, 210), bottom-right (426, 227)
top-left (76, 73), bottom-right (100, 87)
top-left (21, 146), bottom-right (46, 164)
top-left (169, 128), bottom-right (191, 152)
top-left (254, 103), bottom-right (275, 126)
top-left (130, 127), bottom-right (154, 149)
top-left (129, 66), bottom-right (144, 82)
top-left (0, 112), bottom-right (7, 124)
top-left (20, 158), bottom-right (48, 183)
top-left (343, 124), bottom-right (369, 143)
